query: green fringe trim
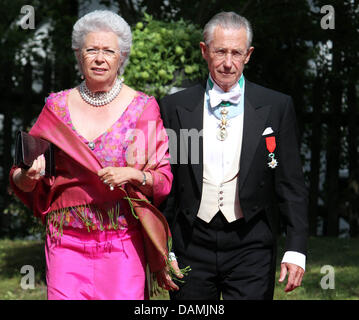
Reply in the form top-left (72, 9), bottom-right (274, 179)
top-left (46, 196), bottom-right (152, 236)
top-left (46, 208), bottom-right (66, 238)
top-left (166, 236), bottom-right (191, 284)
top-left (149, 237), bottom-right (191, 297)
top-left (122, 196), bottom-right (151, 220)
top-left (121, 196), bottom-right (191, 295)
top-left (46, 203), bottom-right (126, 237)
top-left (107, 203), bottom-right (122, 230)
top-left (122, 196), bottom-right (191, 283)
top-left (72, 204), bottom-right (95, 232)
top-left (95, 207), bottom-right (105, 231)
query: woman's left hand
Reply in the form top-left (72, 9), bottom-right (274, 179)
top-left (98, 167), bottom-right (142, 188)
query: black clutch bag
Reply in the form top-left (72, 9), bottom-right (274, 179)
top-left (14, 131), bottom-right (56, 177)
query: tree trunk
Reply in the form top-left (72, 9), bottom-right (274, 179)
top-left (0, 107), bottom-right (13, 236)
top-left (308, 77), bottom-right (323, 236)
top-left (347, 80), bottom-right (359, 237)
top-left (325, 41), bottom-right (342, 237)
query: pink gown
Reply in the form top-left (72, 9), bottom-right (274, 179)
top-left (10, 89), bottom-right (172, 300)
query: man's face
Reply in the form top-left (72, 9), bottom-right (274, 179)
top-left (200, 26), bottom-right (254, 92)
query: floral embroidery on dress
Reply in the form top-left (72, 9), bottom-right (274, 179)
top-left (45, 89), bottom-right (151, 233)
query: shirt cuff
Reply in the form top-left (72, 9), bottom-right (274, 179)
top-left (281, 251), bottom-right (306, 271)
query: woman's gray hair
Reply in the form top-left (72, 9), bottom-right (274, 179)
top-left (72, 10), bottom-right (132, 76)
top-left (203, 12), bottom-right (253, 49)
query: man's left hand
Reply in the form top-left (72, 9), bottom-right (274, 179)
top-left (278, 262), bottom-right (305, 292)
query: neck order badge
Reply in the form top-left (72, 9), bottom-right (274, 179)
top-left (265, 136), bottom-right (278, 168)
top-left (207, 75), bottom-right (244, 141)
top-left (217, 101), bottom-right (230, 141)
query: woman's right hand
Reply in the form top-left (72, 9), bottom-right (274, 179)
top-left (22, 154), bottom-right (46, 180)
top-left (12, 154), bottom-right (46, 192)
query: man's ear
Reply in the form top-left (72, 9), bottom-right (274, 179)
top-left (244, 46), bottom-right (254, 65)
top-left (199, 42), bottom-right (208, 61)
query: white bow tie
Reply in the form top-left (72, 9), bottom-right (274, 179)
top-left (208, 82), bottom-right (241, 108)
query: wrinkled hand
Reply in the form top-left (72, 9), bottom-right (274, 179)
top-left (98, 167), bottom-right (141, 188)
top-left (155, 260), bottom-right (183, 292)
top-left (13, 154), bottom-right (46, 192)
top-left (278, 262), bottom-right (305, 292)
top-left (22, 154), bottom-right (46, 181)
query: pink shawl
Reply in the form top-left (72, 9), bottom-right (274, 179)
top-left (10, 93), bottom-right (173, 273)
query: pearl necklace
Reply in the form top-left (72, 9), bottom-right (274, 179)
top-left (78, 77), bottom-right (123, 107)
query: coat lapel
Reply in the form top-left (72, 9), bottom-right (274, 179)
top-left (239, 82), bottom-right (271, 191)
top-left (176, 84), bottom-right (205, 193)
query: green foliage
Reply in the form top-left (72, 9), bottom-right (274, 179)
top-left (3, 196), bottom-right (45, 240)
top-left (124, 13), bottom-right (207, 99)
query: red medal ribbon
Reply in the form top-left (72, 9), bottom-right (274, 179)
top-left (265, 136), bottom-right (276, 153)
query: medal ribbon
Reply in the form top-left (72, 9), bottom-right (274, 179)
top-left (265, 136), bottom-right (276, 153)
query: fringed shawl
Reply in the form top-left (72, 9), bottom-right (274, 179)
top-left (10, 91), bottom-right (173, 273)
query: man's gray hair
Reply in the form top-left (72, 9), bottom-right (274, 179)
top-left (203, 12), bottom-right (253, 48)
top-left (72, 10), bottom-right (132, 76)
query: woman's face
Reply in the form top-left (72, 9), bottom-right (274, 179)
top-left (80, 31), bottom-right (121, 90)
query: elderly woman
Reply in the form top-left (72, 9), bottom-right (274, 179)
top-left (10, 10), bottom-right (179, 300)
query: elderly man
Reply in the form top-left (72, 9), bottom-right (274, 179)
top-left (160, 12), bottom-right (308, 300)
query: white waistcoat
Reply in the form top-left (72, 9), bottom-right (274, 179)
top-left (197, 92), bottom-right (244, 223)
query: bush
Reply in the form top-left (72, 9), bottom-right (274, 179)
top-left (124, 13), bottom-right (207, 99)
top-left (3, 195), bottom-right (44, 240)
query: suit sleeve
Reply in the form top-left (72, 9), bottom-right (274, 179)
top-left (275, 97), bottom-right (309, 255)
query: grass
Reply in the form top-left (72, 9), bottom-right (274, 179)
top-left (275, 237), bottom-right (359, 300)
top-left (0, 239), bottom-right (46, 300)
top-left (0, 237), bottom-right (358, 300)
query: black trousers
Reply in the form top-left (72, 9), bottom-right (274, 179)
top-left (170, 211), bottom-right (276, 300)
